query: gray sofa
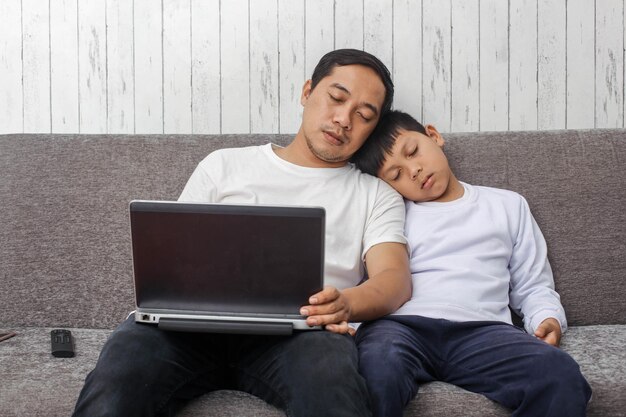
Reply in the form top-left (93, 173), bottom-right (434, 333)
top-left (1, 129), bottom-right (625, 417)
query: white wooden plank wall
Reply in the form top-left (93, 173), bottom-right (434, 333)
top-left (22, 0), bottom-right (50, 133)
top-left (1, 1), bottom-right (24, 133)
top-left (191, 0), bottom-right (220, 134)
top-left (538, 0), bottom-right (566, 130)
top-left (479, 0), bottom-right (509, 132)
top-left (509, 0), bottom-right (537, 131)
top-left (106, 0), bottom-right (133, 133)
top-left (392, 0), bottom-right (422, 123)
top-left (78, 0), bottom-right (107, 134)
top-left (596, 0), bottom-right (624, 128)
top-left (250, 0), bottom-right (278, 133)
top-left (51, 0), bottom-right (79, 133)
top-left (278, 0), bottom-right (305, 134)
top-left (1, 0), bottom-right (625, 135)
top-left (567, 0), bottom-right (595, 129)
top-left (423, 0), bottom-right (451, 132)
top-left (134, 0), bottom-right (163, 134)
top-left (163, 0), bottom-right (192, 134)
top-left (451, 0), bottom-right (479, 132)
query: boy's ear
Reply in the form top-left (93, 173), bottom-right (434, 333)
top-left (300, 79), bottom-right (313, 106)
top-left (425, 124), bottom-right (445, 148)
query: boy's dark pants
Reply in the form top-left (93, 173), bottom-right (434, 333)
top-left (72, 316), bottom-right (371, 417)
top-left (356, 316), bottom-right (592, 417)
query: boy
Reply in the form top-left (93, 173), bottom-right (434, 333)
top-left (351, 110), bottom-right (592, 417)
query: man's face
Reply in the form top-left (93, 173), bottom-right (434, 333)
top-left (298, 65), bottom-right (386, 167)
top-left (377, 128), bottom-right (455, 203)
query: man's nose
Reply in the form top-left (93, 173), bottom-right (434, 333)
top-left (333, 107), bottom-right (351, 130)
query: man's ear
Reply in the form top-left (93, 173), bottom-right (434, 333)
top-left (300, 79), bottom-right (313, 106)
top-left (425, 124), bottom-right (445, 148)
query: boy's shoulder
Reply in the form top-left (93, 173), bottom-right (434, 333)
top-left (473, 183), bottom-right (523, 199)
top-left (471, 183), bottom-right (529, 209)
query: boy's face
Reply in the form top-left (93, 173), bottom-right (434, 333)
top-left (377, 127), bottom-right (457, 203)
top-left (297, 64), bottom-right (385, 167)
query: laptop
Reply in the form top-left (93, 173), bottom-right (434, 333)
top-left (129, 200), bottom-right (325, 335)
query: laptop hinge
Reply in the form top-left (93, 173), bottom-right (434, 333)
top-left (158, 318), bottom-right (294, 336)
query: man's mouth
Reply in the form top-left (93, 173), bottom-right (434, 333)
top-left (323, 130), bottom-right (346, 145)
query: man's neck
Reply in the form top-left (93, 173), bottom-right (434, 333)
top-left (273, 132), bottom-right (348, 169)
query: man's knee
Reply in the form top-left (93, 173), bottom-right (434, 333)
top-left (290, 331), bottom-right (360, 379)
top-left (278, 332), bottom-right (371, 417)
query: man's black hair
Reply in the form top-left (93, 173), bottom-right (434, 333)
top-left (351, 110), bottom-right (427, 176)
top-left (311, 49), bottom-right (394, 116)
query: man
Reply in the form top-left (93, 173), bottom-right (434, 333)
top-left (72, 49), bottom-right (411, 417)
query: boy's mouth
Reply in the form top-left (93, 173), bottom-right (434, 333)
top-left (421, 174), bottom-right (434, 189)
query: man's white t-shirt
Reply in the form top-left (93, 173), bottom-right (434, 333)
top-left (178, 143), bottom-right (407, 290)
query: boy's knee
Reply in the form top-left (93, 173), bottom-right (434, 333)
top-left (540, 349), bottom-right (582, 377)
top-left (534, 348), bottom-right (591, 398)
top-left (358, 330), bottom-right (418, 395)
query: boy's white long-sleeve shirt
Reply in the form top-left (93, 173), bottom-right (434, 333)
top-left (394, 182), bottom-right (567, 334)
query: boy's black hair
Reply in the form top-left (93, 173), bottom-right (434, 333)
top-left (311, 49), bottom-right (394, 116)
top-left (351, 110), bottom-right (427, 176)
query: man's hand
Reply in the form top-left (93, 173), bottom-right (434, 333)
top-left (300, 286), bottom-right (354, 334)
top-left (299, 242), bottom-right (411, 336)
top-left (534, 318), bottom-right (562, 347)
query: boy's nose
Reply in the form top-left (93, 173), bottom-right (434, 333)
top-left (410, 166), bottom-right (422, 180)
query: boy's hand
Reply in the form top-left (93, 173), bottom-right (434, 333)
top-left (300, 286), bottom-right (354, 334)
top-left (534, 318), bottom-right (562, 347)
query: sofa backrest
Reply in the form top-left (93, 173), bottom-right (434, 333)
top-left (1, 130), bottom-right (624, 329)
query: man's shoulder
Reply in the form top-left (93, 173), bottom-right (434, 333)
top-left (349, 167), bottom-right (402, 200)
top-left (206, 144), bottom-right (267, 158)
top-left (198, 144), bottom-right (269, 166)
top-left (348, 164), bottom-right (389, 186)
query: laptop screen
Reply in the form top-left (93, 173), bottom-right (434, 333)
top-left (130, 201), bottom-right (325, 316)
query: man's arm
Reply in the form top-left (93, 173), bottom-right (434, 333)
top-left (300, 242), bottom-right (411, 334)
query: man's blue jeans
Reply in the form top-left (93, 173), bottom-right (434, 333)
top-left (356, 315), bottom-right (592, 417)
top-left (72, 316), bottom-right (371, 417)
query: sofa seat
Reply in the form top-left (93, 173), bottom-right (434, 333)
top-left (3, 324), bottom-right (625, 417)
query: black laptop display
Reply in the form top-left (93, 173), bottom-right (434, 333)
top-left (129, 200), bottom-right (325, 335)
